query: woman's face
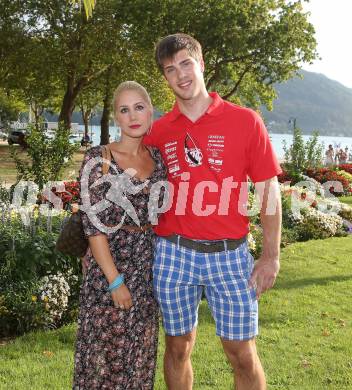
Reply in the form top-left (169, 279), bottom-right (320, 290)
top-left (114, 89), bottom-right (152, 139)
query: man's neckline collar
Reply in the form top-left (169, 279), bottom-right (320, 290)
top-left (168, 92), bottom-right (224, 122)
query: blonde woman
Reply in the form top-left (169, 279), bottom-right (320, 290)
top-left (73, 81), bottom-right (167, 389)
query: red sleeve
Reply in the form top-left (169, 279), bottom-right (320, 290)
top-left (143, 119), bottom-right (161, 147)
top-left (247, 112), bottom-right (282, 183)
top-left (143, 131), bottom-right (156, 147)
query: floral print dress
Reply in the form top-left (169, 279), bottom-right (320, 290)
top-left (73, 145), bottom-right (167, 390)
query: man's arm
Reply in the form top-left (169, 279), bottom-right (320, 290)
top-left (249, 176), bottom-right (282, 298)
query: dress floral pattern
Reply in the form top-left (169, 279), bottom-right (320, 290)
top-left (73, 145), bottom-right (167, 390)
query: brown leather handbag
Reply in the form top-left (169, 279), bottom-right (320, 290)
top-left (55, 145), bottom-right (112, 257)
top-left (55, 207), bottom-right (88, 257)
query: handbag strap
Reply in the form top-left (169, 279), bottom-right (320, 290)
top-left (102, 144), bottom-right (112, 175)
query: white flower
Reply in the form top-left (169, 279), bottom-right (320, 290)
top-left (247, 232), bottom-right (256, 252)
top-left (301, 207), bottom-right (343, 236)
top-left (38, 272), bottom-right (71, 323)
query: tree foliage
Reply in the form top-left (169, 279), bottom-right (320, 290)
top-left (129, 0), bottom-right (318, 109)
top-left (70, 0), bottom-right (97, 19)
top-left (1, 0), bottom-right (318, 130)
top-left (0, 89), bottom-right (26, 126)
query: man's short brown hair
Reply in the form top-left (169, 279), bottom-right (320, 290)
top-left (155, 33), bottom-right (203, 73)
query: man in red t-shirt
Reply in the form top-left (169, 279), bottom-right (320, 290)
top-left (145, 33), bottom-right (282, 390)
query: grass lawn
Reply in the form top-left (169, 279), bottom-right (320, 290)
top-left (340, 196), bottom-right (352, 207)
top-left (0, 143), bottom-right (85, 185)
top-left (0, 144), bottom-right (21, 184)
top-left (1, 237), bottom-right (351, 389)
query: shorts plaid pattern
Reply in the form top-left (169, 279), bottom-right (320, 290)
top-left (153, 237), bottom-right (258, 340)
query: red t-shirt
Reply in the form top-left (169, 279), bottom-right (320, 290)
top-left (144, 92), bottom-right (281, 239)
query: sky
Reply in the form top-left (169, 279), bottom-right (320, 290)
top-left (302, 0), bottom-right (352, 88)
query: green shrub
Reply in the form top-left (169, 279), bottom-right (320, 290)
top-left (0, 211), bottom-right (79, 281)
top-left (0, 273), bottom-right (80, 337)
top-left (281, 227), bottom-right (299, 247)
top-left (0, 209), bottom-right (82, 336)
top-left (0, 182), bottom-right (10, 205)
top-left (0, 279), bottom-right (50, 336)
top-left (282, 127), bottom-right (323, 183)
top-left (247, 190), bottom-right (261, 225)
top-left (10, 123), bottom-right (79, 190)
top-left (249, 224), bottom-right (263, 259)
top-left (281, 189), bottom-right (294, 229)
top-left (280, 183), bottom-right (349, 242)
top-left (294, 208), bottom-right (346, 241)
top-left (338, 203), bottom-right (352, 223)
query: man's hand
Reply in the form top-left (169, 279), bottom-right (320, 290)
top-left (249, 256), bottom-right (280, 299)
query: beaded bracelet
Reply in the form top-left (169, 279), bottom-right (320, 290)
top-left (108, 274), bottom-right (125, 292)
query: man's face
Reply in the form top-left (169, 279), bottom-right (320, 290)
top-left (162, 49), bottom-right (205, 102)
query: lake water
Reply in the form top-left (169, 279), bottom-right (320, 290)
top-left (78, 125), bottom-right (120, 146)
top-left (270, 133), bottom-right (352, 159)
top-left (81, 125), bottom-right (352, 159)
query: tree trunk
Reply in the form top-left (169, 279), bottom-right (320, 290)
top-left (84, 117), bottom-right (89, 137)
top-left (100, 66), bottom-right (113, 145)
top-left (81, 109), bottom-right (91, 138)
top-left (59, 75), bottom-right (87, 129)
top-left (31, 101), bottom-right (43, 130)
top-left (100, 96), bottom-right (111, 145)
top-left (59, 88), bottom-right (76, 129)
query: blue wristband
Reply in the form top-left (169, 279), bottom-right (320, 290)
top-left (108, 274), bottom-right (124, 292)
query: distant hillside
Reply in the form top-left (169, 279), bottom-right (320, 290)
top-left (262, 70), bottom-right (352, 136)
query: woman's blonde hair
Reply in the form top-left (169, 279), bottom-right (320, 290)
top-left (112, 81), bottom-right (152, 118)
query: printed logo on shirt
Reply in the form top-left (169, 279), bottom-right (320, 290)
top-left (184, 133), bottom-right (203, 168)
top-left (164, 140), bottom-right (181, 177)
top-left (207, 134), bottom-right (225, 172)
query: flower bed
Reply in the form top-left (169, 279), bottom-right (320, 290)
top-left (0, 207), bottom-right (81, 337)
top-left (278, 164), bottom-right (352, 197)
top-left (248, 181), bottom-right (351, 258)
top-left (305, 168), bottom-right (352, 196)
top-left (1, 177), bottom-right (351, 336)
top-left (338, 163), bottom-right (352, 175)
top-left (40, 181), bottom-right (80, 210)
top-left (336, 169), bottom-right (352, 184)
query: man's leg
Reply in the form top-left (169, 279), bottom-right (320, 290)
top-left (164, 329), bottom-right (197, 390)
top-left (153, 237), bottom-right (203, 389)
top-left (203, 243), bottom-right (262, 389)
top-left (221, 338), bottom-right (266, 390)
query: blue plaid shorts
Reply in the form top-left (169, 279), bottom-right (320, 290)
top-left (153, 237), bottom-right (258, 340)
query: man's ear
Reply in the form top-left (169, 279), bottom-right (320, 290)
top-left (163, 72), bottom-right (172, 87)
top-left (200, 57), bottom-right (205, 73)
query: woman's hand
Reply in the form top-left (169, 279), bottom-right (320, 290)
top-left (81, 254), bottom-right (89, 276)
top-left (80, 247), bottom-right (91, 276)
top-left (111, 284), bottom-right (133, 310)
